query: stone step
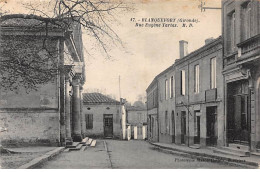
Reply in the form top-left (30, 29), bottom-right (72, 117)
top-left (66, 142), bottom-right (80, 148)
top-left (228, 144), bottom-right (249, 151)
top-left (221, 146), bottom-right (250, 156)
top-left (69, 143), bottom-right (83, 151)
top-left (213, 148), bottom-right (249, 157)
top-left (81, 137), bottom-right (89, 144)
top-left (80, 145), bottom-right (87, 151)
top-left (86, 138), bottom-right (93, 146)
top-left (90, 140), bottom-right (96, 147)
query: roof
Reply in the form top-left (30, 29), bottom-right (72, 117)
top-left (83, 93), bottom-right (120, 105)
top-left (126, 106), bottom-right (146, 111)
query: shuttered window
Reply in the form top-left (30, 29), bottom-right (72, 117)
top-left (86, 114), bottom-right (93, 129)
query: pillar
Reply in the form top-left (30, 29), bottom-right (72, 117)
top-left (80, 86), bottom-right (86, 138)
top-left (72, 74), bottom-right (82, 142)
top-left (65, 72), bottom-right (72, 142)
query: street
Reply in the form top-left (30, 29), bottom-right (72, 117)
top-left (37, 140), bottom-right (242, 169)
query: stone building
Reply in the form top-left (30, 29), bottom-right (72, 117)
top-left (146, 79), bottom-right (159, 142)
top-left (82, 93), bottom-right (126, 139)
top-left (0, 15), bottom-right (85, 146)
top-left (126, 106), bottom-right (147, 139)
top-left (222, 0), bottom-right (260, 153)
top-left (147, 37), bottom-right (223, 147)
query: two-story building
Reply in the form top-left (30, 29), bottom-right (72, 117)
top-left (222, 0), bottom-right (260, 153)
top-left (146, 78), bottom-right (159, 142)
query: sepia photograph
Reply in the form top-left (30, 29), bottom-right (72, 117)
top-left (0, 0), bottom-right (259, 169)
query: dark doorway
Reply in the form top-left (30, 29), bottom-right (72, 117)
top-left (206, 106), bottom-right (217, 146)
top-left (194, 111), bottom-right (200, 144)
top-left (104, 114), bottom-right (113, 138)
top-left (181, 111), bottom-right (186, 144)
top-left (172, 110), bottom-right (175, 143)
top-left (227, 80), bottom-right (249, 145)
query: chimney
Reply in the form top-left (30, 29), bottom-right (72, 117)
top-left (205, 37), bottom-right (214, 45)
top-left (179, 40), bottom-right (188, 58)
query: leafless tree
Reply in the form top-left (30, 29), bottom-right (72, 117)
top-left (0, 0), bottom-right (132, 91)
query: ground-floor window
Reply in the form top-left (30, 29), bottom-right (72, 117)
top-left (85, 114), bottom-right (93, 129)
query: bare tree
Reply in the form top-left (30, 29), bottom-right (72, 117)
top-left (0, 0), bottom-right (132, 91)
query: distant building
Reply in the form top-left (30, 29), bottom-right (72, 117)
top-left (222, 0), bottom-right (260, 152)
top-left (82, 93), bottom-right (126, 139)
top-left (0, 15), bottom-right (85, 146)
top-left (146, 79), bottom-right (159, 142)
top-left (126, 106), bottom-right (147, 139)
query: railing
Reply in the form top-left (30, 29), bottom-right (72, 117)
top-left (237, 34), bottom-right (260, 58)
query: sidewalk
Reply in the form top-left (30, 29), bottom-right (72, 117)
top-left (0, 146), bottom-right (64, 169)
top-left (149, 142), bottom-right (260, 168)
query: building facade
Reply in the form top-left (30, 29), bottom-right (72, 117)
top-left (126, 106), bottom-right (147, 140)
top-left (82, 93), bottom-right (126, 139)
top-left (222, 0), bottom-right (260, 152)
top-left (0, 16), bottom-right (85, 146)
top-left (146, 79), bottom-right (159, 142)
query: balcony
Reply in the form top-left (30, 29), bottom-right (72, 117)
top-left (237, 34), bottom-right (260, 62)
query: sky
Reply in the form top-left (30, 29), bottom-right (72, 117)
top-left (1, 0), bottom-right (222, 104)
top-left (82, 0), bottom-right (222, 103)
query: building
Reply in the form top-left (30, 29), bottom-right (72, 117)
top-left (126, 106), bottom-right (147, 139)
top-left (174, 37), bottom-right (223, 147)
top-left (146, 79), bottom-right (159, 142)
top-left (222, 0), bottom-right (260, 152)
top-left (0, 15), bottom-right (86, 146)
top-left (82, 93), bottom-right (126, 139)
top-left (147, 36), bottom-right (223, 148)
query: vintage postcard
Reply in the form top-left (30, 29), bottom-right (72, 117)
top-left (0, 0), bottom-right (259, 169)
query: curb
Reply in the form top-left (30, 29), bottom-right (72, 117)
top-left (149, 142), bottom-right (259, 168)
top-left (17, 147), bottom-right (65, 169)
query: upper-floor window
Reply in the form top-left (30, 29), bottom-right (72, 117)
top-left (194, 65), bottom-right (200, 93)
top-left (181, 70), bottom-right (185, 95)
top-left (230, 11), bottom-right (236, 52)
top-left (170, 76), bottom-right (175, 98)
top-left (210, 57), bottom-right (217, 89)
top-left (165, 79), bottom-right (168, 100)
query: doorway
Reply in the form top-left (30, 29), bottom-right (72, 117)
top-left (206, 106), bottom-right (217, 146)
top-left (104, 114), bottom-right (113, 138)
top-left (172, 110), bottom-right (175, 143)
top-left (194, 111), bottom-right (201, 144)
top-left (181, 111), bottom-right (186, 144)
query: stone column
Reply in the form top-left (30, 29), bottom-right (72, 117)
top-left (80, 86), bottom-right (86, 138)
top-left (72, 74), bottom-right (82, 142)
top-left (65, 70), bottom-right (72, 142)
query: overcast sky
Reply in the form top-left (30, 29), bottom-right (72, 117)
top-left (82, 0), bottom-right (221, 103)
top-left (2, 0), bottom-right (222, 104)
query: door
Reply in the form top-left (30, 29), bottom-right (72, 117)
top-left (181, 111), bottom-right (186, 144)
top-left (206, 107), bottom-right (217, 146)
top-left (194, 112), bottom-right (201, 144)
top-left (104, 114), bottom-right (113, 138)
top-left (234, 95), bottom-right (249, 144)
top-left (172, 110), bottom-right (175, 143)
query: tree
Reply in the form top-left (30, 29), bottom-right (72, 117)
top-left (0, 0), bottom-right (131, 91)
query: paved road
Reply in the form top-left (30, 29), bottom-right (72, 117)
top-left (38, 140), bottom-right (242, 169)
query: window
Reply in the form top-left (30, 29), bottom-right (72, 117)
top-left (85, 114), bottom-right (93, 129)
top-left (210, 58), bottom-right (216, 89)
top-left (181, 70), bottom-right (185, 95)
top-left (245, 2), bottom-right (251, 39)
top-left (165, 79), bottom-right (168, 100)
top-left (170, 76), bottom-right (175, 98)
top-left (230, 11), bottom-right (236, 52)
top-left (194, 65), bottom-right (200, 93)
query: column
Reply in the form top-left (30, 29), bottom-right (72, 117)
top-left (72, 74), bottom-right (82, 142)
top-left (65, 72), bottom-right (72, 142)
top-left (80, 86), bottom-right (86, 138)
